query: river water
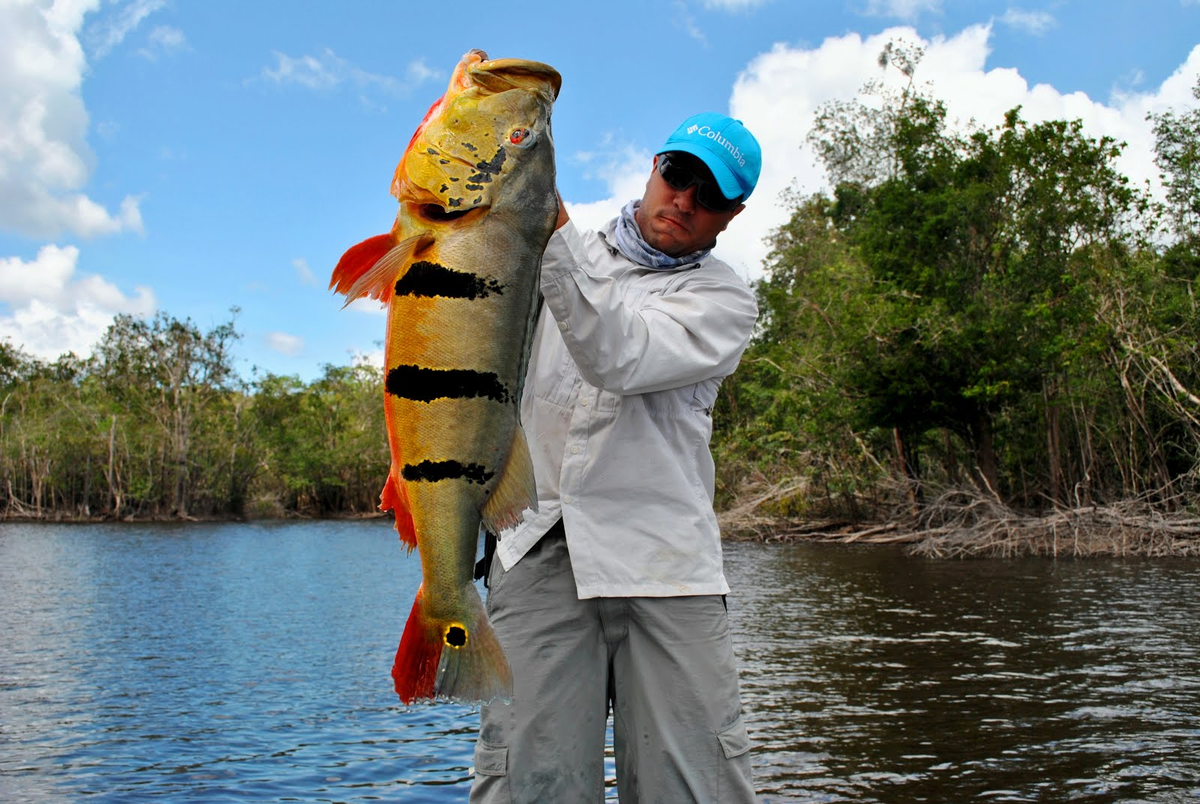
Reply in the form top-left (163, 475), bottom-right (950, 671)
top-left (1, 521), bottom-right (1197, 802)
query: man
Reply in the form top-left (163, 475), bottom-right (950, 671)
top-left (471, 112), bottom-right (761, 803)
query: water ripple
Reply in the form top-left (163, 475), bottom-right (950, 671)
top-left (3, 525), bottom-right (1200, 801)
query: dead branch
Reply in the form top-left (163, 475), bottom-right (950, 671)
top-left (719, 476), bottom-right (1200, 557)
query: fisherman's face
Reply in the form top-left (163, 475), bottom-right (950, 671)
top-left (634, 153), bottom-right (745, 257)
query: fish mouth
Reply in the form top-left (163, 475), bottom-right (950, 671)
top-left (468, 57), bottom-right (562, 101)
top-left (419, 203), bottom-right (485, 223)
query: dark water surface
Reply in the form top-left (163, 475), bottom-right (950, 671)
top-left (1, 522), bottom-right (1198, 802)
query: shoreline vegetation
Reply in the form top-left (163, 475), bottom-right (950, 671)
top-left (717, 479), bottom-right (1200, 558)
top-left (8, 484), bottom-right (1200, 559)
top-left (5, 50), bottom-right (1200, 560)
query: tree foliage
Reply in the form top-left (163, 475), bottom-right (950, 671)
top-left (0, 311), bottom-right (389, 520)
top-left (715, 44), bottom-right (1200, 519)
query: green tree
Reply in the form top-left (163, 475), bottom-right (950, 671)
top-left (94, 310), bottom-right (242, 517)
top-left (250, 362), bottom-right (387, 516)
top-left (1150, 77), bottom-right (1200, 243)
top-left (728, 40), bottom-right (1157, 516)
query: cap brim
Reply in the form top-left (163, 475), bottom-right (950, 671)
top-left (659, 142), bottom-right (745, 203)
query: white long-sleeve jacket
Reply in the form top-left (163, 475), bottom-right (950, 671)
top-left (494, 217), bottom-right (759, 598)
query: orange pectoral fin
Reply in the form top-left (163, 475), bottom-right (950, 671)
top-left (330, 232), bottom-right (434, 307)
top-left (380, 470), bottom-right (417, 551)
top-left (330, 233), bottom-right (395, 298)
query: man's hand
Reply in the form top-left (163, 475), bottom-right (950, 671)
top-left (556, 190), bottom-right (570, 230)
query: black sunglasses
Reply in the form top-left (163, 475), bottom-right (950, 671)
top-left (656, 153), bottom-right (742, 212)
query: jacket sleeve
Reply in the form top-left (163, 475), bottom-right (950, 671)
top-left (539, 221), bottom-right (759, 396)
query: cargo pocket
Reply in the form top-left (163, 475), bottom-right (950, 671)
top-left (716, 715), bottom-right (756, 802)
top-left (717, 715), bottom-right (751, 759)
top-left (474, 740), bottom-right (508, 776)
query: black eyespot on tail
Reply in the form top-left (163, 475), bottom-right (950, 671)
top-left (445, 626), bottom-right (467, 648)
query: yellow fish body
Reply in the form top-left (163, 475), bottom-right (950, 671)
top-left (330, 50), bottom-right (560, 704)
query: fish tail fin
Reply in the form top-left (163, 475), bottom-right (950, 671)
top-left (392, 585), bottom-right (442, 703)
top-left (480, 424), bottom-right (538, 534)
top-left (380, 470), bottom-right (417, 551)
top-left (391, 583), bottom-right (512, 705)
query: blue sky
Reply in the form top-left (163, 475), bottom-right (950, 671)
top-left (2, 0), bottom-right (1198, 382)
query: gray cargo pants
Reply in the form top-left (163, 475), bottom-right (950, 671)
top-left (469, 523), bottom-right (757, 803)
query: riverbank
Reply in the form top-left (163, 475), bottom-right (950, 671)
top-left (0, 509), bottom-right (389, 526)
top-left (9, 489), bottom-right (1200, 558)
top-left (718, 484), bottom-right (1200, 558)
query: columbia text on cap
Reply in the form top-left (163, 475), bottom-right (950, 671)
top-left (657, 112), bottom-right (763, 202)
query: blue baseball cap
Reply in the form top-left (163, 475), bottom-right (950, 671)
top-left (657, 112), bottom-right (762, 202)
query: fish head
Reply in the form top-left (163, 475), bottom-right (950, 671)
top-left (392, 50), bottom-right (561, 225)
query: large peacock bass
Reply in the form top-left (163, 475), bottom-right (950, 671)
top-left (330, 49), bottom-right (560, 704)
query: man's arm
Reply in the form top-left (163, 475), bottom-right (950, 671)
top-left (539, 219), bottom-right (758, 396)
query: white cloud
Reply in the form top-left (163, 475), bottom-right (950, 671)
top-left (564, 145), bottom-right (654, 234)
top-left (862, 0), bottom-right (942, 20)
top-left (405, 58), bottom-right (439, 85)
top-left (0, 245), bottom-right (155, 360)
top-left (138, 24), bottom-right (186, 59)
top-left (265, 331), bottom-right (304, 356)
top-left (85, 0), bottom-right (166, 59)
top-left (701, 25), bottom-right (1200, 281)
top-left (703, 0), bottom-right (769, 9)
top-left (349, 347), bottom-right (385, 373)
top-left (293, 257), bottom-right (317, 287)
top-left (0, 0), bottom-right (144, 239)
top-left (999, 8), bottom-right (1056, 35)
top-left (265, 50), bottom-right (340, 90)
top-left (262, 49), bottom-right (441, 100)
top-left (673, 0), bottom-right (708, 46)
top-left (345, 296), bottom-right (388, 316)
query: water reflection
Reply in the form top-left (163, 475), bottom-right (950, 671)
top-left (725, 544), bottom-right (1200, 802)
top-left (2, 523), bottom-right (1198, 802)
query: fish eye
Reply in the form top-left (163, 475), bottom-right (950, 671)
top-left (509, 128), bottom-right (534, 147)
